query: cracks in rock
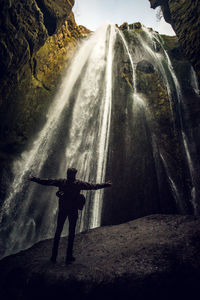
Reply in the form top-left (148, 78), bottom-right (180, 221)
top-left (32, 57), bottom-right (51, 91)
top-left (41, 82), bottom-right (51, 91)
top-left (32, 57), bottom-right (37, 78)
top-left (35, 0), bottom-right (57, 36)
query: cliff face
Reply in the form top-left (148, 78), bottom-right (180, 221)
top-left (0, 0), bottom-right (90, 163)
top-left (101, 23), bottom-right (200, 225)
top-left (149, 0), bottom-right (200, 84)
top-left (0, 0), bottom-right (75, 104)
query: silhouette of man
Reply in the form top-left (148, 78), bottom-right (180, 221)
top-left (29, 168), bottom-right (111, 264)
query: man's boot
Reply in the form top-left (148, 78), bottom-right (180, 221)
top-left (66, 216), bottom-right (77, 264)
top-left (50, 235), bottom-right (60, 263)
top-left (65, 255), bottom-right (76, 264)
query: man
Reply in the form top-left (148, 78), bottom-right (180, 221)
top-left (29, 168), bottom-right (111, 264)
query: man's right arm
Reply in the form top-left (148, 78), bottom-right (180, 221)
top-left (28, 176), bottom-right (62, 187)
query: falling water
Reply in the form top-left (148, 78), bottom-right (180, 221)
top-left (190, 66), bottom-right (200, 95)
top-left (90, 24), bottom-right (116, 228)
top-left (160, 153), bottom-right (183, 211)
top-left (118, 29), bottom-right (145, 108)
top-left (0, 23), bottom-right (116, 259)
top-left (161, 40), bottom-right (198, 213)
top-left (113, 24), bottom-right (200, 215)
top-left (1, 22), bottom-right (199, 259)
top-left (135, 26), bottom-right (199, 213)
top-left (118, 30), bottom-right (135, 90)
top-left (135, 26), bottom-right (176, 121)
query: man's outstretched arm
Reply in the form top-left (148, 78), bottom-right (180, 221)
top-left (77, 180), bottom-right (112, 190)
top-left (28, 176), bottom-right (62, 187)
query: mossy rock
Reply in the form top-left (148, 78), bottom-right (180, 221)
top-left (0, 9), bottom-right (90, 162)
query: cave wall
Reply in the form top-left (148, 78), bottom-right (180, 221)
top-left (0, 0), bottom-right (75, 104)
top-left (0, 0), bottom-right (90, 202)
top-left (0, 0), bottom-right (90, 164)
top-left (149, 0), bottom-right (200, 84)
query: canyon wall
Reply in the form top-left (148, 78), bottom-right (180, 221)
top-left (0, 1), bottom-right (90, 192)
top-left (102, 24), bottom-right (200, 225)
top-left (149, 0), bottom-right (200, 84)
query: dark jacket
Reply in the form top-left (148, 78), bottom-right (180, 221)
top-left (31, 177), bottom-right (110, 211)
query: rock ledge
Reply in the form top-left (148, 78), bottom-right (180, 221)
top-left (0, 214), bottom-right (200, 300)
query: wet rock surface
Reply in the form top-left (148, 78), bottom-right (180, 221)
top-left (136, 60), bottom-right (155, 74)
top-left (149, 0), bottom-right (200, 83)
top-left (0, 214), bottom-right (200, 300)
top-left (0, 0), bottom-right (90, 168)
top-left (0, 0), bottom-right (74, 103)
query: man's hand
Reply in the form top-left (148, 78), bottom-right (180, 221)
top-left (106, 180), bottom-right (112, 186)
top-left (28, 175), bottom-right (35, 181)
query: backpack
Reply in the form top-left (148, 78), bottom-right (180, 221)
top-left (77, 194), bottom-right (86, 210)
top-left (56, 190), bottom-right (86, 210)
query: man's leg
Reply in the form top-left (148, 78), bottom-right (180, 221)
top-left (66, 210), bottom-right (78, 263)
top-left (51, 210), bottom-right (67, 262)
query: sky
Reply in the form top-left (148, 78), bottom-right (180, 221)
top-left (73, 0), bottom-right (175, 36)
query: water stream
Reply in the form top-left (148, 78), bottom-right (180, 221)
top-left (0, 23), bottom-right (116, 259)
top-left (134, 26), bottom-right (199, 214)
top-left (0, 23), bottom-right (199, 259)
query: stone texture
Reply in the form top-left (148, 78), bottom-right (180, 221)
top-left (0, 0), bottom-right (75, 105)
top-left (0, 214), bottom-right (200, 300)
top-left (101, 27), bottom-right (200, 225)
top-left (0, 1), bottom-right (90, 165)
top-left (119, 22), bottom-right (129, 30)
top-left (35, 0), bottom-right (75, 35)
top-left (149, 0), bottom-right (200, 83)
top-left (149, 0), bottom-right (164, 9)
top-left (136, 60), bottom-right (155, 74)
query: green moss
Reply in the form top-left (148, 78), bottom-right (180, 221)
top-left (121, 72), bottom-right (134, 90)
top-left (0, 18), bottom-right (88, 161)
top-left (135, 67), bottom-right (181, 163)
top-left (168, 0), bottom-right (200, 82)
top-left (160, 35), bottom-right (179, 51)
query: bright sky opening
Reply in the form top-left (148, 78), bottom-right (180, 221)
top-left (73, 0), bottom-right (175, 36)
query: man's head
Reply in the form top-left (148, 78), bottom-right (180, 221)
top-left (67, 168), bottom-right (77, 181)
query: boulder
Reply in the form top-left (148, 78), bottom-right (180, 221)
top-left (134, 22), bottom-right (142, 29)
top-left (120, 22), bottom-right (129, 30)
top-left (136, 60), bottom-right (155, 73)
top-left (0, 214), bottom-right (200, 300)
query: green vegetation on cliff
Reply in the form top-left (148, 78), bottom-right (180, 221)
top-left (0, 1), bottom-right (90, 164)
top-left (150, 0), bottom-right (200, 83)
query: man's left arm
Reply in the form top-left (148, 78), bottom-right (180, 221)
top-left (78, 180), bottom-right (112, 190)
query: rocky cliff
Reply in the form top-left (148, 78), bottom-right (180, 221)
top-left (149, 0), bottom-right (200, 84)
top-left (1, 2), bottom-right (200, 259)
top-left (101, 23), bottom-right (200, 225)
top-left (0, 215), bottom-right (200, 300)
top-left (0, 0), bottom-right (90, 166)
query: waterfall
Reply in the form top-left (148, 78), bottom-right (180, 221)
top-left (190, 66), bottom-right (200, 95)
top-left (160, 153), bottom-right (183, 211)
top-left (118, 29), bottom-right (145, 108)
top-left (0, 23), bottom-right (116, 259)
top-left (118, 30), bottom-right (135, 91)
top-left (133, 26), bottom-right (200, 213)
top-left (111, 25), bottom-right (199, 216)
top-left (160, 38), bottom-right (199, 214)
top-left (135, 26), bottom-right (176, 121)
top-left (1, 22), bottom-right (200, 259)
